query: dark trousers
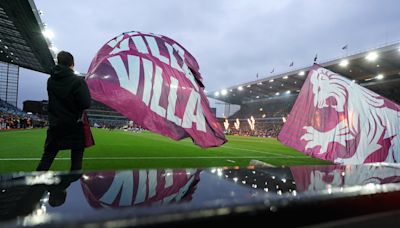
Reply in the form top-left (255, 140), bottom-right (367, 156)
top-left (36, 148), bottom-right (84, 171)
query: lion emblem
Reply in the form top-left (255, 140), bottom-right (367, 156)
top-left (300, 67), bottom-right (400, 164)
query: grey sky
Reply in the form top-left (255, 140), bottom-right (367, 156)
top-left (18, 0), bottom-right (400, 108)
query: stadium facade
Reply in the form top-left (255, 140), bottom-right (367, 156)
top-left (209, 42), bottom-right (400, 105)
top-left (0, 0), bottom-right (55, 108)
top-left (0, 61), bottom-right (19, 107)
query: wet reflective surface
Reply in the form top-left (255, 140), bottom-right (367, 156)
top-left (2, 163), bottom-right (400, 227)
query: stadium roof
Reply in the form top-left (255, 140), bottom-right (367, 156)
top-left (208, 42), bottom-right (400, 105)
top-left (0, 0), bottom-right (55, 74)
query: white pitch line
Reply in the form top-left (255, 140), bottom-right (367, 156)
top-left (0, 156), bottom-right (313, 161)
top-left (227, 138), bottom-right (276, 143)
top-left (123, 131), bottom-right (298, 159)
top-left (127, 132), bottom-right (295, 158)
top-left (222, 145), bottom-right (296, 158)
top-left (2, 131), bottom-right (301, 160)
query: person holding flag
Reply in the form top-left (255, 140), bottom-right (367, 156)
top-left (36, 51), bottom-right (93, 171)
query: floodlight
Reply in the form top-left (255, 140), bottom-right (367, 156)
top-left (366, 52), bottom-right (378, 61)
top-left (339, 59), bottom-right (349, 67)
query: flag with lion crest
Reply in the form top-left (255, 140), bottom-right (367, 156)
top-left (278, 65), bottom-right (400, 164)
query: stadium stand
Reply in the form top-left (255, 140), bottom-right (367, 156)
top-left (212, 42), bottom-right (400, 137)
top-left (21, 98), bottom-right (131, 129)
top-left (0, 0), bottom-right (55, 112)
top-left (210, 42), bottom-right (400, 105)
top-left (220, 95), bottom-right (295, 137)
top-left (231, 95), bottom-right (296, 119)
top-left (86, 100), bottom-right (129, 128)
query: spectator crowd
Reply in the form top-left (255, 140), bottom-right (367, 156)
top-left (0, 99), bottom-right (46, 130)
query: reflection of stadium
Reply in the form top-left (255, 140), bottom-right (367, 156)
top-left (218, 167), bottom-right (297, 195)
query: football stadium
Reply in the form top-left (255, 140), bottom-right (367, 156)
top-left (3, 42), bottom-right (400, 172)
top-left (1, 1), bottom-right (400, 227)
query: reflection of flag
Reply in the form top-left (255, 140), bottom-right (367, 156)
top-left (342, 44), bottom-right (348, 50)
top-left (290, 165), bottom-right (400, 192)
top-left (289, 62), bottom-right (294, 67)
top-left (86, 32), bottom-right (227, 148)
top-left (81, 169), bottom-right (201, 208)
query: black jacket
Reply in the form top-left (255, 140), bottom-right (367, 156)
top-left (46, 65), bottom-right (91, 150)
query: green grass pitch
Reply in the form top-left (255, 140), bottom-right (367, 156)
top-left (0, 128), bottom-right (330, 173)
